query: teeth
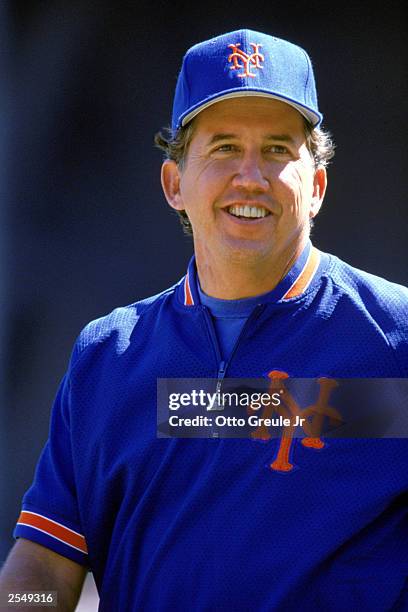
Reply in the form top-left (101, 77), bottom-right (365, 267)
top-left (228, 205), bottom-right (269, 218)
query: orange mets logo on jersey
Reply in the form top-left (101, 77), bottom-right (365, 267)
top-left (227, 43), bottom-right (264, 78)
top-left (248, 371), bottom-right (342, 473)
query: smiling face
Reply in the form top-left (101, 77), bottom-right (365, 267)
top-left (161, 97), bottom-right (327, 287)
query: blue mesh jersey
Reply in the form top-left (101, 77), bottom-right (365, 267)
top-left (14, 244), bottom-right (408, 611)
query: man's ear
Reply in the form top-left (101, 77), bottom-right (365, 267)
top-left (310, 166), bottom-right (327, 218)
top-left (161, 160), bottom-right (184, 211)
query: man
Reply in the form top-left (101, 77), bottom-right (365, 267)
top-left (1, 29), bottom-right (407, 611)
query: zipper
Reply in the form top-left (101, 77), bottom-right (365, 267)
top-left (201, 305), bottom-right (222, 364)
top-left (201, 303), bottom-right (266, 438)
top-left (211, 359), bottom-right (227, 412)
top-left (201, 306), bottom-right (225, 414)
top-left (201, 303), bottom-right (266, 409)
top-left (226, 304), bottom-right (265, 367)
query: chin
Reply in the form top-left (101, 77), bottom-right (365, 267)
top-left (221, 239), bottom-right (274, 265)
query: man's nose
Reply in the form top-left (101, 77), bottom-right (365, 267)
top-left (231, 153), bottom-right (270, 191)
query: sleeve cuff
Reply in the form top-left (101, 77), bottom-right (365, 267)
top-left (13, 510), bottom-right (89, 567)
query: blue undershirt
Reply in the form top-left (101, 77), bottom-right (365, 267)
top-left (198, 284), bottom-right (273, 362)
top-left (196, 242), bottom-right (312, 362)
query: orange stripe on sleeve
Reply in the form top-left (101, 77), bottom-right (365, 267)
top-left (17, 511), bottom-right (88, 554)
top-left (283, 247), bottom-right (320, 300)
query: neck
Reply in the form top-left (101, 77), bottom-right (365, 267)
top-left (195, 241), bottom-right (307, 299)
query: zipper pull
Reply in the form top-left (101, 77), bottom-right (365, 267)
top-left (208, 360), bottom-right (227, 412)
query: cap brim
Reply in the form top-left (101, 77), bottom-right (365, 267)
top-left (180, 90), bottom-right (322, 128)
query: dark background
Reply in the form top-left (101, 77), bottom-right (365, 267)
top-left (1, 1), bottom-right (407, 562)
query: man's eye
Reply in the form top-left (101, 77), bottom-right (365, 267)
top-left (267, 145), bottom-right (289, 154)
top-left (213, 144), bottom-right (236, 153)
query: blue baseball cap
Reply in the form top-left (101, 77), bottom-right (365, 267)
top-left (172, 29), bottom-right (322, 131)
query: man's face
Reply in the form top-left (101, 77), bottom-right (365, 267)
top-left (162, 97), bottom-right (326, 268)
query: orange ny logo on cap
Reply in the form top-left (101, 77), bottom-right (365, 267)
top-left (228, 42), bottom-right (264, 78)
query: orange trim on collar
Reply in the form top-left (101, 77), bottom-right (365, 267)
top-left (184, 272), bottom-right (194, 306)
top-left (282, 247), bottom-right (320, 300)
top-left (17, 511), bottom-right (88, 554)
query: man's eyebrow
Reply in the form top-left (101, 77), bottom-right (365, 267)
top-left (206, 133), bottom-right (237, 146)
top-left (264, 134), bottom-right (296, 144)
top-left (205, 133), bottom-right (297, 146)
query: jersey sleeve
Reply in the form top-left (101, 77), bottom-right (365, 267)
top-left (13, 370), bottom-right (89, 566)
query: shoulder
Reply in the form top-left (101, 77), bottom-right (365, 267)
top-left (69, 282), bottom-right (181, 370)
top-left (322, 254), bottom-right (408, 373)
top-left (326, 254), bottom-right (408, 316)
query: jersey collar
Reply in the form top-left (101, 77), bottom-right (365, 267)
top-left (179, 241), bottom-right (322, 307)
